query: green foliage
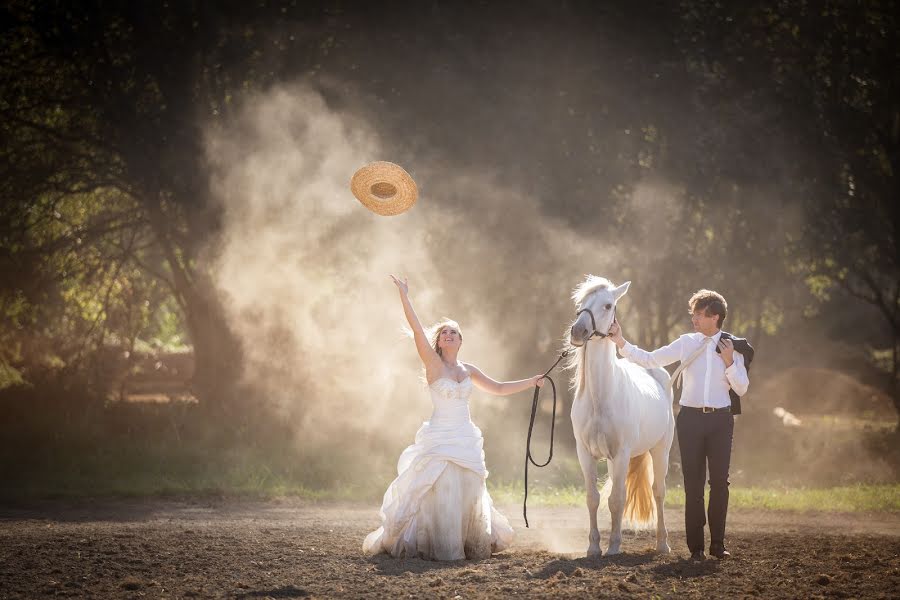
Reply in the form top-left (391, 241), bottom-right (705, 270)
top-left (675, 0), bottom-right (900, 410)
top-left (0, 1), bottom-right (897, 425)
top-left (0, 0), bottom-right (338, 406)
top-left (0, 361), bottom-right (25, 391)
top-left (0, 185), bottom-right (186, 392)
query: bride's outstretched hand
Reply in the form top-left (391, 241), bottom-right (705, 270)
top-left (532, 375), bottom-right (546, 388)
top-left (390, 274), bottom-right (409, 296)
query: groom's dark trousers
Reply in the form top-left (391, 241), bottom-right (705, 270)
top-left (676, 406), bottom-right (734, 553)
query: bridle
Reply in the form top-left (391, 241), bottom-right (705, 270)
top-left (574, 304), bottom-right (617, 342)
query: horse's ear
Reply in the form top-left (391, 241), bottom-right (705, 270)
top-left (612, 281), bottom-right (631, 300)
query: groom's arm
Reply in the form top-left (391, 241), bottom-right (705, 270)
top-left (620, 338), bottom-right (684, 369)
top-left (717, 337), bottom-right (750, 396)
top-left (724, 351), bottom-right (750, 396)
top-left (609, 321), bottom-right (683, 368)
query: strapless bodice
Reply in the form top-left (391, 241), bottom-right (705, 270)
top-left (428, 377), bottom-right (474, 423)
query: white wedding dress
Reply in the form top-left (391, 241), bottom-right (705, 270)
top-left (363, 376), bottom-right (514, 560)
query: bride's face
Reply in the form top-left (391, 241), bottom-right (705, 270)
top-left (437, 326), bottom-right (462, 354)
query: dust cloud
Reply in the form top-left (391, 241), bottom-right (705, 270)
top-left (203, 83), bottom-right (897, 491)
top-left (204, 84), bottom-right (625, 477)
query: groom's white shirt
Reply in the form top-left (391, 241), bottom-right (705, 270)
top-left (619, 331), bottom-right (750, 409)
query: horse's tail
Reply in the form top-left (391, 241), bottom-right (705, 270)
top-left (624, 452), bottom-right (657, 529)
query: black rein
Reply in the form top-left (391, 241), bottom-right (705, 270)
top-left (523, 349), bottom-right (570, 528)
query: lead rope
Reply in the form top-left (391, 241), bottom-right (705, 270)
top-left (523, 349), bottom-right (571, 528)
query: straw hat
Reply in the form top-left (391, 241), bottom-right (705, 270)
top-left (350, 161), bottom-right (418, 216)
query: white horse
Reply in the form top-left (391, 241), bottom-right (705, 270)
top-left (567, 276), bottom-right (674, 556)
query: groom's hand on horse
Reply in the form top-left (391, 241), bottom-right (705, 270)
top-left (608, 320), bottom-right (625, 348)
top-left (717, 338), bottom-right (735, 367)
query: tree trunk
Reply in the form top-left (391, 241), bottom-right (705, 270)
top-left (182, 276), bottom-right (244, 417)
top-left (142, 193), bottom-right (245, 420)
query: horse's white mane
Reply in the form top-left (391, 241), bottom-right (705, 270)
top-left (572, 275), bottom-right (614, 305)
top-left (565, 275), bottom-right (616, 396)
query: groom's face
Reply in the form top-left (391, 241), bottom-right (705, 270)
top-left (691, 308), bottom-right (720, 336)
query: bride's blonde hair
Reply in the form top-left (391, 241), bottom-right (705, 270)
top-left (401, 318), bottom-right (464, 357)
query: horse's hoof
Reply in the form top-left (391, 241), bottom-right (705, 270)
top-left (587, 547), bottom-right (602, 558)
top-left (606, 546), bottom-right (622, 556)
top-left (657, 543), bottom-right (672, 554)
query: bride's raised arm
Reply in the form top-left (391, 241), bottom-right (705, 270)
top-left (390, 275), bottom-right (442, 374)
top-left (463, 363), bottom-right (544, 396)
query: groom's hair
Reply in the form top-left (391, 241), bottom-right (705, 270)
top-left (689, 289), bottom-right (728, 328)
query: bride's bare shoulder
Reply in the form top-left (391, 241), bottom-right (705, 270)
top-left (461, 362), bottom-right (484, 379)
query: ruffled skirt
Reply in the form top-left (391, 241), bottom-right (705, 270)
top-left (363, 418), bottom-right (514, 560)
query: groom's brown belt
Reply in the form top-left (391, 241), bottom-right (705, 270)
top-left (680, 405), bottom-right (731, 414)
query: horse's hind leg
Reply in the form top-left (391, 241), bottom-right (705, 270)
top-left (576, 439), bottom-right (602, 557)
top-left (606, 455), bottom-right (629, 555)
top-left (649, 437), bottom-right (672, 554)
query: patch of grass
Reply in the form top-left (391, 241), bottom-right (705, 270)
top-left (2, 448), bottom-right (389, 503)
top-left (490, 482), bottom-right (900, 513)
top-left (0, 396), bottom-right (395, 503)
top-left (490, 482), bottom-right (586, 507)
top-left (698, 484), bottom-right (900, 513)
top-left (2, 394), bottom-right (897, 511)
top-left (5, 456), bottom-right (899, 512)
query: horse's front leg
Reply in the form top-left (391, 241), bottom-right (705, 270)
top-left (575, 439), bottom-right (602, 557)
top-left (650, 438), bottom-right (672, 554)
top-left (606, 455), bottom-right (629, 555)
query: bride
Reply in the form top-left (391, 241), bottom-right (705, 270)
top-left (363, 275), bottom-right (545, 560)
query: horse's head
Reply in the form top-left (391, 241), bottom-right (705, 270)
top-left (569, 276), bottom-right (631, 347)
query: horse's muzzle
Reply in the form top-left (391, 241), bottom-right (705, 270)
top-left (569, 326), bottom-right (587, 347)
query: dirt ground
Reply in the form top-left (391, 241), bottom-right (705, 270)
top-left (1, 499), bottom-right (898, 599)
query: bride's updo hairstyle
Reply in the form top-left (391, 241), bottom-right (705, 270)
top-left (427, 319), bottom-right (463, 357)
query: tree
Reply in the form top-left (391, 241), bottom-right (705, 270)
top-left (675, 0), bottom-right (900, 419)
top-left (1, 1), bottom-right (336, 412)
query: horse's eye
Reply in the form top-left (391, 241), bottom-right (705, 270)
top-left (605, 304), bottom-right (612, 310)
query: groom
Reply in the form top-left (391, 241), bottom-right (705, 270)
top-left (608, 289), bottom-right (750, 561)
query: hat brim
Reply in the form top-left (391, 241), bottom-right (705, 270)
top-left (350, 161), bottom-right (418, 216)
